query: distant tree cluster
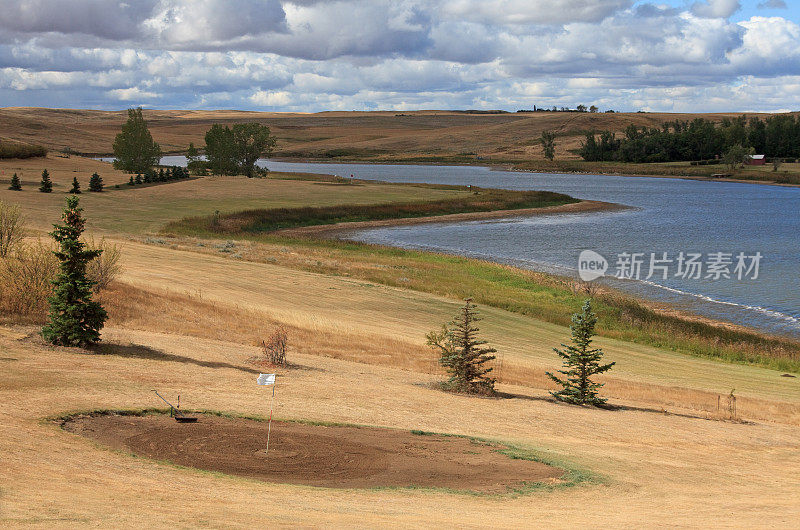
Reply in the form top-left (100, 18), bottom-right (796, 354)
top-left (204, 123), bottom-right (276, 177)
top-left (127, 166), bottom-right (189, 186)
top-left (516, 105), bottom-right (607, 113)
top-left (580, 115), bottom-right (800, 163)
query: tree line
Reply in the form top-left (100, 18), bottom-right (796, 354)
top-left (580, 114), bottom-right (800, 163)
top-left (112, 107), bottom-right (276, 178)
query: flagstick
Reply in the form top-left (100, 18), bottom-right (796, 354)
top-left (266, 382), bottom-right (275, 454)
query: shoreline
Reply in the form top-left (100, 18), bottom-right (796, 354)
top-left (275, 200), bottom-right (630, 239)
top-left (267, 157), bottom-right (800, 189)
top-left (272, 199), bottom-right (797, 344)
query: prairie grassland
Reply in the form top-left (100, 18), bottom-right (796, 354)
top-left (0, 107), bottom-right (786, 161)
top-left (151, 232), bottom-right (800, 374)
top-left (2, 151), bottom-right (799, 525)
top-left (112, 242), bottom-right (800, 414)
top-left (0, 160), bottom-right (467, 234)
top-left (2, 319), bottom-right (799, 527)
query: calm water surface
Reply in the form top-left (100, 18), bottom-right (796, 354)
top-left (157, 157), bottom-right (800, 339)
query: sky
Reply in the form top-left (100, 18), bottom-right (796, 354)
top-left (0, 0), bottom-right (798, 113)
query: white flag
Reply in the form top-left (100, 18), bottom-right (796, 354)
top-left (257, 373), bottom-right (276, 386)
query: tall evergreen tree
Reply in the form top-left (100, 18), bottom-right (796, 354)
top-left (546, 300), bottom-right (615, 406)
top-left (88, 173), bottom-right (103, 192)
top-left (39, 169), bottom-right (52, 193)
top-left (541, 130), bottom-right (556, 161)
top-left (69, 176), bottom-right (81, 194)
top-left (8, 172), bottom-right (22, 191)
top-left (112, 107), bottom-right (162, 173)
top-left (42, 196), bottom-right (107, 347)
top-left (427, 298), bottom-right (497, 394)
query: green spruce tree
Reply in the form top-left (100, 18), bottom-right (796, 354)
top-left (88, 173), bottom-right (103, 192)
top-left (69, 176), bottom-right (81, 194)
top-left (8, 172), bottom-right (22, 191)
top-left (39, 169), bottom-right (52, 193)
top-left (135, 174), bottom-right (143, 185)
top-left (128, 176), bottom-right (135, 186)
top-left (42, 196), bottom-right (107, 347)
top-left (427, 298), bottom-right (497, 394)
top-left (546, 300), bottom-right (615, 406)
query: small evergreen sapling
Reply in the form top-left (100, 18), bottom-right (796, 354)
top-left (88, 172), bottom-right (103, 192)
top-left (427, 298), bottom-right (497, 395)
top-left (546, 300), bottom-right (615, 406)
top-left (135, 174), bottom-right (143, 185)
top-left (128, 176), bottom-right (135, 186)
top-left (9, 173), bottom-right (22, 190)
top-left (69, 176), bottom-right (81, 194)
top-left (39, 169), bottom-right (52, 193)
top-left (42, 196), bottom-right (107, 347)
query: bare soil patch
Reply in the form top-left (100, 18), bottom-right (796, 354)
top-left (62, 412), bottom-right (562, 492)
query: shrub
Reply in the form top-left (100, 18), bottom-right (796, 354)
top-left (260, 326), bottom-right (288, 366)
top-left (0, 201), bottom-right (26, 258)
top-left (85, 237), bottom-right (122, 292)
top-left (0, 240), bottom-right (58, 321)
top-left (0, 141), bottom-right (47, 159)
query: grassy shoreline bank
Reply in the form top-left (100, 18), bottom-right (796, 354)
top-left (156, 181), bottom-right (800, 374)
top-left (164, 187), bottom-right (579, 235)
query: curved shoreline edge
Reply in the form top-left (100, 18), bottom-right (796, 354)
top-left (275, 200), bottom-right (631, 239)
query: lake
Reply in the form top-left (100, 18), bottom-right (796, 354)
top-left (158, 157), bottom-right (800, 339)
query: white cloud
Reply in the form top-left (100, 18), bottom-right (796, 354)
top-left (107, 87), bottom-right (158, 100)
top-left (249, 90), bottom-right (292, 106)
top-left (0, 1), bottom-right (799, 112)
top-left (691, 0), bottom-right (741, 19)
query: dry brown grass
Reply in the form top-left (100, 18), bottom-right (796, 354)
top-left (100, 280), bottom-right (800, 425)
top-left (2, 322), bottom-right (799, 527)
top-left (0, 107), bottom-right (789, 161)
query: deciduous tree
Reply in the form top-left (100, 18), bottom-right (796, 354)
top-left (112, 107), bottom-right (162, 173)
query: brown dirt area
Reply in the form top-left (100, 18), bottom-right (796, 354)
top-left (62, 413), bottom-right (562, 493)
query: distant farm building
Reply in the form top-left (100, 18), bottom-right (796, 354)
top-left (746, 154), bottom-right (766, 166)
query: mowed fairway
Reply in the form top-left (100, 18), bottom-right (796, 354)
top-left (1, 156), bottom-right (799, 527)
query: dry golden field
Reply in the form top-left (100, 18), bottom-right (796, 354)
top-left (1, 154), bottom-right (799, 527)
top-left (0, 107), bottom-right (787, 161)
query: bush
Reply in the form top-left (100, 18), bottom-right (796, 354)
top-left (0, 201), bottom-right (26, 258)
top-left (260, 326), bottom-right (288, 366)
top-left (0, 240), bottom-right (58, 321)
top-left (85, 237), bottom-right (123, 292)
top-left (0, 141), bottom-right (47, 159)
